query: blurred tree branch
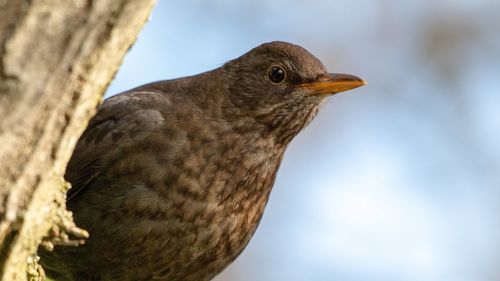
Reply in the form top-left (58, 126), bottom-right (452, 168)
top-left (0, 1), bottom-right (155, 280)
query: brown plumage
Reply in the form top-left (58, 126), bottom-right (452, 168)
top-left (39, 41), bottom-right (365, 281)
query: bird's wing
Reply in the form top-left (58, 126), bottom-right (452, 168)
top-left (65, 90), bottom-right (173, 201)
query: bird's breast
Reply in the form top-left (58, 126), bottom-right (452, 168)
top-left (83, 118), bottom-right (286, 280)
top-left (158, 132), bottom-right (285, 280)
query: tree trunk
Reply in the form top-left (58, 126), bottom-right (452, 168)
top-left (0, 1), bottom-right (155, 280)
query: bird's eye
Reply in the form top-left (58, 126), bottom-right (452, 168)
top-left (267, 66), bottom-right (286, 83)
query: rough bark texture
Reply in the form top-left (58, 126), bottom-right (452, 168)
top-left (0, 1), bottom-right (156, 280)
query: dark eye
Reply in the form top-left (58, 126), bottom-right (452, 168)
top-left (268, 66), bottom-right (286, 83)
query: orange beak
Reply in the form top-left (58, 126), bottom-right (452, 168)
top-left (299, 73), bottom-right (366, 96)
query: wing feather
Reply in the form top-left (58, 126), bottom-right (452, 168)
top-left (65, 91), bottom-right (173, 201)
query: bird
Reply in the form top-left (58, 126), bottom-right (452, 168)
top-left (39, 41), bottom-right (365, 281)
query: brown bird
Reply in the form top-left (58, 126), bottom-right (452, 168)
top-left (39, 41), bottom-right (365, 281)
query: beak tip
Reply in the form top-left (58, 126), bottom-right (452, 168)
top-left (351, 75), bottom-right (367, 86)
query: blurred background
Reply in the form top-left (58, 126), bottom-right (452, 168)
top-left (105, 1), bottom-right (500, 280)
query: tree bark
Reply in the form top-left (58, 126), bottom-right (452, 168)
top-left (0, 1), bottom-right (155, 280)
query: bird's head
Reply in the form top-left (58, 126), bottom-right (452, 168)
top-left (221, 41), bottom-right (366, 144)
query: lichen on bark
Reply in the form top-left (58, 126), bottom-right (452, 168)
top-left (0, 1), bottom-right (156, 280)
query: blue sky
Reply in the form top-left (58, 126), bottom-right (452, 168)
top-left (106, 1), bottom-right (500, 280)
